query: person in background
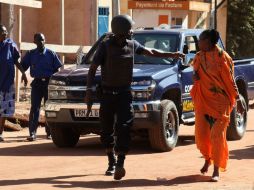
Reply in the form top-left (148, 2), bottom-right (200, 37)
top-left (190, 29), bottom-right (244, 182)
top-left (0, 24), bottom-right (28, 142)
top-left (21, 33), bottom-right (62, 141)
top-left (85, 15), bottom-right (184, 180)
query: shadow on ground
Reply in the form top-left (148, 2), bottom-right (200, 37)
top-left (229, 145), bottom-right (254, 160)
top-left (0, 134), bottom-right (195, 157)
top-left (0, 174), bottom-right (211, 189)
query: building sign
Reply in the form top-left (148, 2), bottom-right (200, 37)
top-left (128, 1), bottom-right (189, 10)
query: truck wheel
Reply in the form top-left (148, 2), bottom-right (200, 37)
top-left (227, 94), bottom-right (247, 140)
top-left (149, 100), bottom-right (179, 152)
top-left (50, 126), bottom-right (80, 147)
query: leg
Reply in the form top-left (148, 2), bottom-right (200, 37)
top-left (43, 83), bottom-right (51, 138)
top-left (105, 149), bottom-right (116, 176)
top-left (99, 94), bottom-right (116, 176)
top-left (0, 86), bottom-right (15, 141)
top-left (211, 165), bottom-right (219, 182)
top-left (114, 91), bottom-right (133, 154)
top-left (195, 112), bottom-right (212, 174)
top-left (100, 94), bottom-right (115, 150)
top-left (0, 117), bottom-right (6, 142)
top-left (28, 81), bottom-right (43, 140)
top-left (210, 118), bottom-right (229, 174)
top-left (114, 91), bottom-right (133, 180)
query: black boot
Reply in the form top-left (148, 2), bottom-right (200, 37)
top-left (114, 154), bottom-right (126, 180)
top-left (105, 152), bottom-right (116, 176)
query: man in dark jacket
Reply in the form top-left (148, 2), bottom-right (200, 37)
top-left (85, 15), bottom-right (184, 180)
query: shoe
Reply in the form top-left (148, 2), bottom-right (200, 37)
top-left (27, 135), bottom-right (36, 141)
top-left (105, 151), bottom-right (116, 176)
top-left (46, 135), bottom-right (52, 140)
top-left (211, 176), bottom-right (219, 182)
top-left (105, 164), bottom-right (116, 176)
top-left (113, 154), bottom-right (126, 180)
top-left (114, 166), bottom-right (126, 180)
top-left (0, 135), bottom-right (4, 142)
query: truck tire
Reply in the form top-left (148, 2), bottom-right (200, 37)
top-left (227, 94), bottom-right (247, 140)
top-left (149, 100), bottom-right (179, 152)
top-left (50, 126), bottom-right (80, 147)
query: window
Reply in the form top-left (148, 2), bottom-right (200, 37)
top-left (175, 18), bottom-right (183, 25)
top-left (184, 36), bottom-right (199, 54)
top-left (98, 7), bottom-right (109, 16)
top-left (171, 17), bottom-right (183, 26)
top-left (133, 33), bottom-right (180, 65)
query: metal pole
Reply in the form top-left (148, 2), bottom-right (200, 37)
top-left (60, 0), bottom-right (65, 64)
top-left (90, 0), bottom-right (98, 44)
top-left (214, 0), bottom-right (217, 29)
top-left (16, 7), bottom-right (22, 102)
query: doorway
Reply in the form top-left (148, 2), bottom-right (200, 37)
top-left (98, 7), bottom-right (109, 38)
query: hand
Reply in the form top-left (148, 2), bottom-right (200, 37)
top-left (237, 99), bottom-right (245, 114)
top-left (84, 90), bottom-right (93, 117)
top-left (175, 52), bottom-right (185, 59)
top-left (84, 89), bottom-right (92, 103)
top-left (21, 73), bottom-right (28, 87)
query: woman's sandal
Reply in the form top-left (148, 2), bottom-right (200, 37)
top-left (211, 167), bottom-right (219, 182)
top-left (211, 175), bottom-right (219, 182)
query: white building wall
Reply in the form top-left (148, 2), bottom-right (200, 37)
top-left (133, 10), bottom-right (171, 28)
top-left (132, 9), bottom-right (188, 29)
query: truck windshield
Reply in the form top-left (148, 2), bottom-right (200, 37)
top-left (133, 33), bottom-right (180, 65)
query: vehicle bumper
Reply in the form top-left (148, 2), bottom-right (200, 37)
top-left (45, 100), bottom-right (161, 129)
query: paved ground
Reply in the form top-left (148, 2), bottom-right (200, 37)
top-left (0, 109), bottom-right (254, 190)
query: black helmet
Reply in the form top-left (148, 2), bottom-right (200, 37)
top-left (111, 15), bottom-right (134, 35)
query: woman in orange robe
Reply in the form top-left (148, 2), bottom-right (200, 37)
top-left (190, 29), bottom-right (244, 182)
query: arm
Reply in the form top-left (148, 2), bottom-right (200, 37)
top-left (12, 43), bottom-right (28, 86)
top-left (86, 63), bottom-right (99, 91)
top-left (86, 42), bottom-right (105, 90)
top-left (85, 63), bottom-right (99, 117)
top-left (52, 52), bottom-right (63, 73)
top-left (192, 55), bottom-right (201, 81)
top-left (15, 59), bottom-right (28, 86)
top-left (84, 42), bottom-right (105, 117)
top-left (220, 54), bottom-right (240, 109)
top-left (142, 48), bottom-right (185, 59)
top-left (133, 40), bottom-right (185, 59)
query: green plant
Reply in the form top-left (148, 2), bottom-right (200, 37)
top-left (226, 0), bottom-right (254, 59)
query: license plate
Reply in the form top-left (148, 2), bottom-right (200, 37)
top-left (74, 109), bottom-right (100, 117)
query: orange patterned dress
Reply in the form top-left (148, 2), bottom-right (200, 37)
top-left (190, 45), bottom-right (238, 170)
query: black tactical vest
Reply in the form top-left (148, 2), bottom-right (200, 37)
top-left (101, 38), bottom-right (134, 88)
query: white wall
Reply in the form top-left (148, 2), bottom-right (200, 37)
top-left (133, 10), bottom-right (171, 28)
top-left (132, 9), bottom-right (188, 29)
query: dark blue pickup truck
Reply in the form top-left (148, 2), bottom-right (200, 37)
top-left (45, 28), bottom-right (254, 151)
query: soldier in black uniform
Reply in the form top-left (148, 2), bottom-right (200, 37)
top-left (85, 15), bottom-right (184, 180)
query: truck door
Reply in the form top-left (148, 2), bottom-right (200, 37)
top-left (181, 35), bottom-right (199, 115)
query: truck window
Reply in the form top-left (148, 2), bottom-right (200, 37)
top-left (184, 36), bottom-right (199, 54)
top-left (133, 33), bottom-right (180, 65)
